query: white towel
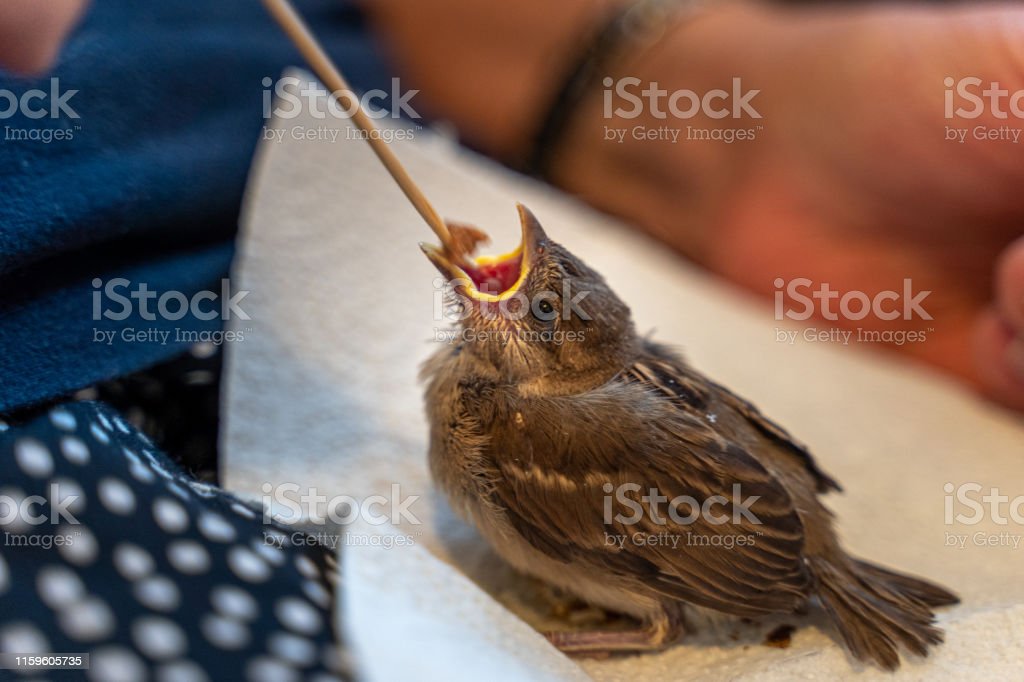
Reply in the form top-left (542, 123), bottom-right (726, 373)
top-left (223, 71), bottom-right (1024, 681)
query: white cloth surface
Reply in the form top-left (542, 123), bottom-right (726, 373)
top-left (223, 71), bottom-right (1024, 681)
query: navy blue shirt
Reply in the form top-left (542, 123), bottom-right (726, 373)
top-left (0, 0), bottom-right (392, 413)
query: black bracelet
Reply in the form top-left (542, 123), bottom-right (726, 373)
top-left (522, 0), bottom-right (698, 178)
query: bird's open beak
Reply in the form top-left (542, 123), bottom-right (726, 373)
top-left (420, 203), bottom-right (547, 303)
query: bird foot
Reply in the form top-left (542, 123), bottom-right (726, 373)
top-left (545, 617), bottom-right (682, 655)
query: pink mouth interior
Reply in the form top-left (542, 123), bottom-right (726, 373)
top-left (463, 253), bottom-right (523, 295)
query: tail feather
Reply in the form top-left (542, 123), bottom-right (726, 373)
top-left (809, 556), bottom-right (957, 670)
top-left (852, 559), bottom-right (960, 608)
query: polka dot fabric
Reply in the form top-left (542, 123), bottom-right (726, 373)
top-left (0, 402), bottom-right (349, 681)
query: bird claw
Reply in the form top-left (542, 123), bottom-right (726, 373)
top-left (544, 617), bottom-right (683, 655)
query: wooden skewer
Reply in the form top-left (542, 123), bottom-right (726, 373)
top-left (263, 0), bottom-right (458, 255)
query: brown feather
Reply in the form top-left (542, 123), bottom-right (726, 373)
top-left (421, 213), bottom-right (956, 669)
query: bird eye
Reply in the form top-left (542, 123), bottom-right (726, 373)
top-left (534, 298), bottom-right (555, 321)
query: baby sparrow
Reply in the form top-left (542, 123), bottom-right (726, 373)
top-left (420, 205), bottom-right (957, 670)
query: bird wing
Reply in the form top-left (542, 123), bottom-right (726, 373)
top-left (487, 360), bottom-right (815, 617)
top-left (628, 341), bottom-right (841, 493)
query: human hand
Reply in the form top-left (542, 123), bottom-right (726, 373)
top-left (0, 0), bottom-right (87, 75)
top-left (549, 2), bottom-right (1024, 409)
